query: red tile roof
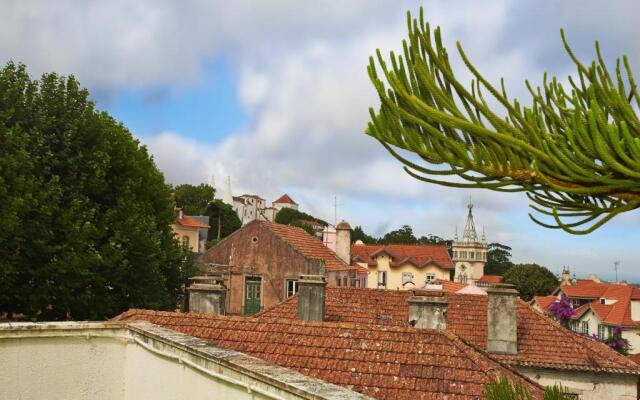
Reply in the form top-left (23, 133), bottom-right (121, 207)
top-left (629, 353), bottom-right (640, 365)
top-left (478, 275), bottom-right (502, 284)
top-left (351, 244), bottom-right (453, 269)
top-left (559, 281), bottom-right (640, 327)
top-left (115, 310), bottom-right (544, 399)
top-left (257, 287), bottom-right (640, 375)
top-left (532, 295), bottom-right (557, 313)
top-left (176, 215), bottom-right (210, 229)
top-left (264, 222), bottom-right (350, 271)
top-left (273, 193), bottom-right (297, 205)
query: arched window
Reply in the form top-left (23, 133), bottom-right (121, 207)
top-left (182, 235), bottom-right (190, 249)
top-left (459, 273), bottom-right (468, 284)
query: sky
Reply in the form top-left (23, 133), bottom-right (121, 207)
top-left (1, 1), bottom-right (639, 281)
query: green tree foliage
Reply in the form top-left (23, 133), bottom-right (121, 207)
top-left (173, 183), bottom-right (215, 215)
top-left (274, 207), bottom-right (327, 226)
top-left (204, 199), bottom-right (242, 244)
top-left (0, 62), bottom-right (195, 321)
top-left (290, 220), bottom-right (318, 236)
top-left (380, 225), bottom-right (418, 244)
top-left (485, 243), bottom-right (514, 275)
top-left (367, 8), bottom-right (640, 234)
top-left (351, 225), bottom-right (378, 244)
top-left (502, 263), bottom-right (559, 301)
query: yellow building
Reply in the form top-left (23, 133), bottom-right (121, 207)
top-left (351, 243), bottom-right (453, 290)
top-left (170, 210), bottom-right (210, 253)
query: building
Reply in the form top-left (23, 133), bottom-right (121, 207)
top-left (0, 321), bottom-right (364, 400)
top-left (272, 193), bottom-right (299, 212)
top-left (351, 242), bottom-right (454, 289)
top-left (114, 280), bottom-right (546, 399)
top-left (196, 221), bottom-right (358, 315)
top-left (533, 271), bottom-right (640, 354)
top-left (256, 285), bottom-right (640, 399)
top-left (452, 201), bottom-right (488, 284)
top-left (170, 210), bottom-right (210, 253)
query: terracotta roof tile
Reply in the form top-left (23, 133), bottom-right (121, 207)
top-left (257, 287), bottom-right (640, 375)
top-left (560, 281), bottom-right (640, 327)
top-left (114, 309), bottom-right (544, 399)
top-left (273, 193), bottom-right (297, 205)
top-left (264, 222), bottom-right (349, 271)
top-left (532, 295), bottom-right (557, 313)
top-left (351, 244), bottom-right (453, 269)
top-left (477, 275), bottom-right (502, 284)
top-left (176, 215), bottom-right (210, 228)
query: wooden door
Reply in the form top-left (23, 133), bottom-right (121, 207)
top-left (244, 277), bottom-right (262, 315)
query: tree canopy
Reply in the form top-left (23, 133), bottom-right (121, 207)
top-left (485, 243), bottom-right (514, 275)
top-left (502, 263), bottom-right (558, 301)
top-left (367, 8), bottom-right (640, 234)
top-left (204, 199), bottom-right (242, 245)
top-left (0, 62), bottom-right (195, 321)
top-left (351, 225), bottom-right (378, 244)
top-left (173, 183), bottom-right (215, 215)
top-left (380, 225), bottom-right (418, 244)
top-left (274, 207), bottom-right (327, 226)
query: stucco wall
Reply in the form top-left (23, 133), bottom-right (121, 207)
top-left (516, 366), bottom-right (638, 400)
top-left (171, 224), bottom-right (200, 252)
top-left (0, 322), bottom-right (370, 400)
top-left (366, 255), bottom-right (450, 290)
top-left (198, 222), bottom-right (324, 314)
top-left (574, 309), bottom-right (640, 354)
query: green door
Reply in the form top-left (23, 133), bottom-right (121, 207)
top-left (244, 277), bottom-right (262, 315)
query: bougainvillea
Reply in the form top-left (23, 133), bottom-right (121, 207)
top-left (546, 295), bottom-right (575, 327)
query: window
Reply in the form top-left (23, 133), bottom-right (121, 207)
top-left (336, 276), bottom-right (341, 286)
top-left (402, 272), bottom-right (413, 285)
top-left (459, 273), bottom-right (467, 284)
top-left (571, 298), bottom-right (581, 308)
top-left (570, 321), bottom-right (579, 332)
top-left (600, 298), bottom-right (606, 305)
top-left (581, 321), bottom-right (589, 335)
top-left (598, 324), bottom-right (610, 339)
top-left (425, 273), bottom-right (436, 284)
top-left (377, 271), bottom-right (387, 288)
top-left (470, 251), bottom-right (475, 259)
top-left (285, 279), bottom-right (298, 298)
top-left (342, 276), bottom-right (348, 287)
top-left (181, 235), bottom-right (190, 248)
top-left (350, 278), bottom-right (358, 287)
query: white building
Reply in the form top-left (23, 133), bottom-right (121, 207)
top-left (452, 201), bottom-right (488, 284)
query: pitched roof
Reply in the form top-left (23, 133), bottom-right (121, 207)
top-left (114, 310), bottom-right (544, 399)
top-left (263, 222), bottom-right (350, 271)
top-left (559, 280), bottom-right (640, 327)
top-left (273, 193), bottom-right (297, 205)
top-left (351, 243), bottom-right (453, 269)
top-left (176, 215), bottom-right (210, 229)
top-left (477, 275), bottom-right (502, 284)
top-left (257, 287), bottom-right (640, 375)
top-left (532, 295), bottom-right (557, 312)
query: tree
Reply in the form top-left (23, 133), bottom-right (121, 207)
top-left (485, 243), bottom-right (514, 275)
top-left (0, 62), bottom-right (195, 321)
top-left (484, 376), bottom-right (570, 400)
top-left (204, 199), bottom-right (242, 244)
top-left (290, 220), bottom-right (318, 236)
top-left (173, 183), bottom-right (215, 215)
top-left (274, 207), bottom-right (327, 226)
top-left (367, 8), bottom-right (640, 234)
top-left (351, 225), bottom-right (378, 244)
top-left (502, 263), bottom-right (558, 301)
top-left (380, 225), bottom-right (418, 244)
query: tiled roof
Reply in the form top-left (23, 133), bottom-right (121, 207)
top-left (559, 281), bottom-right (640, 327)
top-left (273, 193), bottom-right (297, 205)
top-left (264, 222), bottom-right (350, 271)
top-left (176, 215), bottom-right (210, 228)
top-left (351, 244), bottom-right (453, 269)
top-left (532, 295), bottom-right (557, 312)
top-left (115, 310), bottom-right (544, 399)
top-left (628, 353), bottom-right (640, 365)
top-left (257, 287), bottom-right (640, 375)
top-left (477, 275), bottom-right (502, 284)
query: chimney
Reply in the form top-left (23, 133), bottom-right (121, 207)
top-left (335, 220), bottom-right (351, 264)
top-left (560, 267), bottom-right (571, 285)
top-left (486, 284), bottom-right (518, 354)
top-left (407, 290), bottom-right (447, 330)
top-left (187, 276), bottom-right (227, 315)
top-left (178, 208), bottom-right (184, 219)
top-left (297, 275), bottom-right (326, 322)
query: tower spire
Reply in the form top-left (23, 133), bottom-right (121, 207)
top-left (462, 199), bottom-right (478, 242)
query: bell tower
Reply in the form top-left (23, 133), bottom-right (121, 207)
top-left (452, 200), bottom-right (487, 284)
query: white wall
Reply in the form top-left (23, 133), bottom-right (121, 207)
top-left (516, 366), bottom-right (638, 400)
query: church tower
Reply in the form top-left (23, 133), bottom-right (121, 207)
top-left (452, 201), bottom-right (487, 284)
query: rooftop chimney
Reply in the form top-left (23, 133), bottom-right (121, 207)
top-left (297, 275), bottom-right (326, 322)
top-left (407, 290), bottom-right (447, 330)
top-left (187, 276), bottom-right (227, 315)
top-left (335, 220), bottom-right (351, 264)
top-left (178, 208), bottom-right (184, 219)
top-left (486, 284), bottom-right (518, 354)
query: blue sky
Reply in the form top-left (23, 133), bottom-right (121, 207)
top-left (1, 1), bottom-right (639, 281)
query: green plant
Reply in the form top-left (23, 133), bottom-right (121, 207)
top-left (366, 8), bottom-right (640, 234)
top-left (484, 376), bottom-right (533, 400)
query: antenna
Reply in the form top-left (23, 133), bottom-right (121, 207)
top-left (332, 196), bottom-right (343, 225)
top-left (614, 261), bottom-right (620, 283)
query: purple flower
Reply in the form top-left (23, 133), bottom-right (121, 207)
top-left (546, 295), bottom-right (575, 322)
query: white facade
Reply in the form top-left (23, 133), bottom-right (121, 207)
top-left (452, 202), bottom-right (487, 284)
